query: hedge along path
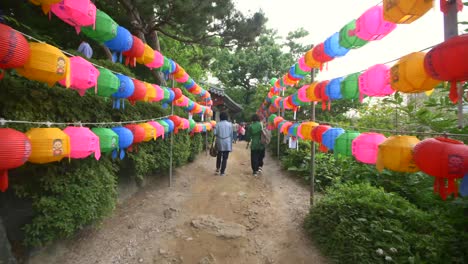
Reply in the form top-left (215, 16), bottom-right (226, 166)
top-left (28, 142), bottom-right (327, 264)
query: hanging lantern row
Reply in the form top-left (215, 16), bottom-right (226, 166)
top-left (267, 114), bottom-right (468, 200)
top-left (0, 25), bottom-right (213, 116)
top-left (0, 117), bottom-right (214, 192)
top-left (26, 0), bottom-right (212, 106)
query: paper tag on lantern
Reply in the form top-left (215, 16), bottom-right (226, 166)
top-left (188, 113), bottom-right (193, 120)
top-left (293, 111), bottom-right (297, 120)
top-left (201, 114), bottom-right (204, 122)
top-left (289, 137), bottom-right (297, 149)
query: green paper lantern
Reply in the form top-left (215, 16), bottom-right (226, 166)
top-left (160, 57), bottom-right (171, 72)
top-left (189, 119), bottom-right (196, 131)
top-left (340, 72), bottom-right (360, 100)
top-left (334, 130), bottom-right (360, 157)
top-left (91, 128), bottom-right (119, 153)
top-left (268, 114), bottom-right (277, 123)
top-left (96, 68), bottom-right (120, 97)
top-left (157, 120), bottom-right (169, 133)
top-left (294, 63), bottom-right (309, 76)
top-left (339, 20), bottom-right (368, 49)
top-left (81, 10), bottom-right (118, 43)
top-left (269, 77), bottom-right (278, 86)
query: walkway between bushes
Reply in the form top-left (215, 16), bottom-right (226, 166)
top-left (28, 141), bottom-right (327, 264)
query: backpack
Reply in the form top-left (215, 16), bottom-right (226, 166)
top-left (260, 122), bottom-right (271, 145)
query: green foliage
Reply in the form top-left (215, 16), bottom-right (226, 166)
top-left (305, 183), bottom-right (462, 264)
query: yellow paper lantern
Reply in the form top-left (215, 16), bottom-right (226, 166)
top-left (376, 135), bottom-right (420, 173)
top-left (138, 123), bottom-right (156, 141)
top-left (136, 44), bottom-right (155, 65)
top-left (299, 122), bottom-right (319, 140)
top-left (26, 128), bottom-right (70, 164)
top-left (304, 48), bottom-right (322, 69)
top-left (390, 52), bottom-right (441, 93)
top-left (16, 42), bottom-right (70, 87)
top-left (173, 66), bottom-right (186, 80)
top-left (306, 82), bottom-right (321, 102)
top-left (383, 0), bottom-right (433, 24)
top-left (29, 0), bottom-right (61, 14)
top-left (143, 82), bottom-right (156, 102)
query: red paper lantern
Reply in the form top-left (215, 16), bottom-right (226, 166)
top-left (314, 80), bottom-right (330, 110)
top-left (0, 24), bottom-right (30, 78)
top-left (128, 79), bottom-right (147, 105)
top-left (122, 35), bottom-right (145, 67)
top-left (311, 125), bottom-right (331, 152)
top-left (413, 137), bottom-right (468, 200)
top-left (169, 115), bottom-right (181, 134)
top-left (312, 43), bottom-right (334, 63)
top-left (124, 124), bottom-right (145, 151)
top-left (424, 34), bottom-right (468, 103)
top-left (0, 128), bottom-right (32, 192)
top-left (172, 88), bottom-right (183, 101)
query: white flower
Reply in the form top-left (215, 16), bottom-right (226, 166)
top-left (390, 247), bottom-right (397, 253)
top-left (376, 248), bottom-right (384, 255)
top-left (385, 256), bottom-right (393, 262)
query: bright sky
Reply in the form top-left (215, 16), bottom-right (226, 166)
top-left (233, 0), bottom-right (468, 81)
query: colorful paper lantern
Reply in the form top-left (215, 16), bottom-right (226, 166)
top-left (339, 20), bottom-right (368, 49)
top-left (298, 122), bottom-right (319, 140)
top-left (322, 128), bottom-right (345, 150)
top-left (352, 132), bottom-right (387, 164)
top-left (63, 126), bottom-right (100, 160)
top-left (413, 137), bottom-right (468, 199)
top-left (50, 0), bottom-right (96, 34)
top-left (96, 68), bottom-right (119, 97)
top-left (326, 77), bottom-right (344, 100)
top-left (111, 126), bottom-right (133, 159)
top-left (136, 44), bottom-right (155, 65)
top-left (146, 49), bottom-right (164, 69)
top-left (306, 82), bottom-right (321, 102)
top-left (376, 135), bottom-right (420, 173)
top-left (163, 119), bottom-right (175, 133)
top-left (341, 72), bottom-right (360, 100)
top-left (334, 130), bottom-right (360, 157)
top-left (311, 125), bottom-right (331, 143)
top-left (148, 121), bottom-right (165, 139)
top-left (124, 124), bottom-right (145, 149)
top-left (324, 32), bottom-right (349, 58)
top-left (359, 64), bottom-right (394, 100)
top-left (0, 24), bottom-right (30, 74)
top-left (138, 123), bottom-right (156, 141)
top-left (16, 42), bottom-right (70, 87)
top-left (91, 128), bottom-right (118, 153)
top-left (127, 79), bottom-right (147, 105)
top-left (312, 43), bottom-right (334, 63)
top-left (424, 34), bottom-right (468, 103)
top-left (26, 128), bottom-right (70, 164)
top-left (390, 52), bottom-right (441, 93)
top-left (355, 5), bottom-right (397, 41)
top-left (123, 35), bottom-right (145, 67)
top-left (0, 128), bottom-right (31, 192)
top-left (29, 0), bottom-right (61, 14)
top-left (157, 120), bottom-right (169, 134)
top-left (59, 56), bottom-right (99, 96)
top-left (104, 26), bottom-right (133, 62)
top-left (81, 9), bottom-right (118, 43)
top-left (142, 82), bottom-right (156, 102)
top-left (315, 80), bottom-right (330, 110)
top-left (383, 0), bottom-right (433, 24)
top-left (112, 74), bottom-right (135, 109)
top-left (460, 174), bottom-right (468, 197)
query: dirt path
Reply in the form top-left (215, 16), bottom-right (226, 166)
top-left (28, 142), bottom-right (327, 264)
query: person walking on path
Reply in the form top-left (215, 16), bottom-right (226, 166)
top-left (214, 112), bottom-right (233, 176)
top-left (245, 115), bottom-right (265, 176)
top-left (232, 120), bottom-right (239, 144)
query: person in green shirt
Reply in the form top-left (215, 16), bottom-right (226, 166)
top-left (245, 114), bottom-right (265, 176)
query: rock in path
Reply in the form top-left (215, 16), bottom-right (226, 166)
top-left (191, 215), bottom-right (246, 239)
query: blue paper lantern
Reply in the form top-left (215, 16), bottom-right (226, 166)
top-left (326, 77), bottom-right (344, 100)
top-left (104, 26), bottom-right (133, 62)
top-left (289, 66), bottom-right (303, 79)
top-left (164, 119), bottom-right (175, 133)
top-left (322, 128), bottom-right (345, 150)
top-left (324, 32), bottom-right (350, 57)
top-left (183, 79), bottom-right (195, 89)
top-left (460, 174), bottom-right (468, 197)
top-left (111, 126), bottom-right (134, 159)
top-left (288, 123), bottom-right (300, 137)
top-left (112, 74), bottom-right (135, 109)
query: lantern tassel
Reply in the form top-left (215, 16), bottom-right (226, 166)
top-left (120, 149), bottom-right (126, 159)
top-left (0, 170), bottom-right (8, 192)
top-left (449, 81), bottom-right (459, 104)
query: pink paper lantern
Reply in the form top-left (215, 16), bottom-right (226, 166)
top-left (298, 56), bottom-right (312, 72)
top-left (152, 84), bottom-right (165, 102)
top-left (297, 85), bottom-right (311, 102)
top-left (359, 64), bottom-right (394, 100)
top-left (352, 132), bottom-right (387, 164)
top-left (175, 72), bottom-right (189, 83)
top-left (148, 121), bottom-right (165, 139)
top-left (355, 5), bottom-right (397, 41)
top-left (145, 50), bottom-right (164, 69)
top-left (50, 0), bottom-right (96, 34)
top-left (63, 126), bottom-right (101, 160)
top-left (59, 56), bottom-right (99, 96)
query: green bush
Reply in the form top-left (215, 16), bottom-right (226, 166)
top-left (305, 183), bottom-right (461, 264)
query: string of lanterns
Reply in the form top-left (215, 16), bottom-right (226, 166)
top-left (8, 0), bottom-right (213, 106)
top-left (267, 114), bottom-right (468, 200)
top-left (0, 117), bottom-right (217, 193)
top-left (0, 24), bottom-right (213, 117)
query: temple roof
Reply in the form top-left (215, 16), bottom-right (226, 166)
top-left (205, 84), bottom-right (243, 113)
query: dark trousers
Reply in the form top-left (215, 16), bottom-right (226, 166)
top-left (216, 151), bottom-right (230, 174)
top-left (251, 149), bottom-right (264, 173)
